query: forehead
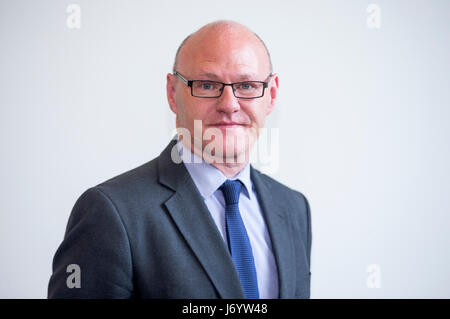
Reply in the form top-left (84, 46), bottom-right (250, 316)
top-left (178, 29), bottom-right (269, 77)
top-left (193, 70), bottom-right (260, 82)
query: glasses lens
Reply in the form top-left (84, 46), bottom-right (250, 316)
top-left (233, 82), bottom-right (264, 98)
top-left (192, 81), bottom-right (223, 97)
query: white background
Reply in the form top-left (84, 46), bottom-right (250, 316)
top-left (1, 0), bottom-right (449, 298)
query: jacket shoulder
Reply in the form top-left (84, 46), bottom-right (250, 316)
top-left (92, 156), bottom-right (170, 202)
top-left (252, 167), bottom-right (309, 207)
top-left (76, 154), bottom-right (174, 221)
top-left (96, 157), bottom-right (159, 190)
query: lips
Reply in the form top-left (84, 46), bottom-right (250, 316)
top-left (209, 122), bottom-right (243, 128)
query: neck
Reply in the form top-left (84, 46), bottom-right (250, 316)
top-left (210, 160), bottom-right (248, 178)
top-left (180, 139), bottom-right (249, 178)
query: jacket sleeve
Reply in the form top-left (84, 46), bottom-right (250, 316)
top-left (293, 191), bottom-right (312, 298)
top-left (303, 193), bottom-right (312, 272)
top-left (48, 187), bottom-right (134, 298)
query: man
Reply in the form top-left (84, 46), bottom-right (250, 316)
top-left (48, 20), bottom-right (312, 299)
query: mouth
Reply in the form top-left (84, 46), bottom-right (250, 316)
top-left (207, 122), bottom-right (245, 129)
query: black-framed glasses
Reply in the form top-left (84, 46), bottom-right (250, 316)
top-left (173, 71), bottom-right (273, 99)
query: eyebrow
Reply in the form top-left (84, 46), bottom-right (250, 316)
top-left (194, 72), bottom-right (259, 82)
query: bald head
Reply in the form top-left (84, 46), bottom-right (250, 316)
top-left (172, 20), bottom-right (273, 75)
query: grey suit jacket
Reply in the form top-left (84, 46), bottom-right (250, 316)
top-left (48, 139), bottom-right (312, 298)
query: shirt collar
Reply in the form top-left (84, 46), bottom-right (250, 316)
top-left (177, 140), bottom-right (253, 200)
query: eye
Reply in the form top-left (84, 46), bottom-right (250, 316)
top-left (237, 82), bottom-right (255, 90)
top-left (196, 81), bottom-right (221, 90)
top-left (202, 82), bottom-right (213, 90)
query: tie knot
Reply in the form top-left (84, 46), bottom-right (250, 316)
top-left (220, 179), bottom-right (242, 205)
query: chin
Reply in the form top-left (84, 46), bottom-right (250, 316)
top-left (201, 129), bottom-right (254, 164)
top-left (222, 136), bottom-right (249, 164)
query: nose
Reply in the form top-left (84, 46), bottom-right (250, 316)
top-left (216, 85), bottom-right (240, 114)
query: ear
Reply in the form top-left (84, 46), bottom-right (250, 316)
top-left (266, 73), bottom-right (279, 115)
top-left (166, 73), bottom-right (178, 114)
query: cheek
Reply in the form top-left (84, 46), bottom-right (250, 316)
top-left (176, 99), bottom-right (211, 127)
top-left (246, 102), bottom-right (268, 128)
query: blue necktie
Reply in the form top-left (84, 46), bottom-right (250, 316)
top-left (220, 179), bottom-right (259, 299)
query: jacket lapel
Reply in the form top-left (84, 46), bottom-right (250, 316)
top-left (158, 140), bottom-right (245, 298)
top-left (251, 167), bottom-right (296, 298)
